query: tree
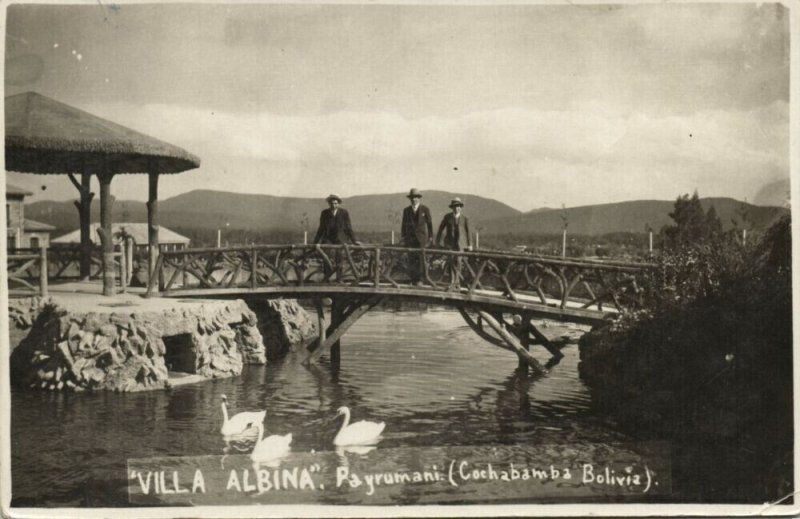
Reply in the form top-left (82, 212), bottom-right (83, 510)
top-left (704, 205), bottom-right (723, 239)
top-left (661, 190), bottom-right (721, 248)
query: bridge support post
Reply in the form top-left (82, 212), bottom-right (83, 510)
top-left (330, 297), bottom-right (344, 365)
top-left (314, 298), bottom-right (327, 353)
top-left (477, 310), bottom-right (547, 376)
top-left (516, 328), bottom-right (530, 374)
top-left (305, 295), bottom-right (384, 365)
top-left (528, 320), bottom-right (564, 359)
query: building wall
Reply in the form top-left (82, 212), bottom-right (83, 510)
top-left (6, 197), bottom-right (24, 227)
top-left (21, 232), bottom-right (51, 249)
top-left (6, 196), bottom-right (51, 249)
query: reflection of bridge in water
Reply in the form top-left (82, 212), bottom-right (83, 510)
top-left (147, 244), bottom-right (652, 374)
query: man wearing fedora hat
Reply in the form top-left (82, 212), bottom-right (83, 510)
top-left (313, 194), bottom-right (360, 245)
top-left (401, 188), bottom-right (433, 285)
top-left (436, 197), bottom-right (472, 288)
top-left (314, 194), bottom-right (359, 281)
top-left (436, 197), bottom-right (472, 251)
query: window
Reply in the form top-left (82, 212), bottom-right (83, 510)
top-left (30, 237), bottom-right (40, 249)
top-left (5, 204), bottom-right (9, 224)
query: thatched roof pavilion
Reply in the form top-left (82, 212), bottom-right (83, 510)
top-left (5, 91), bottom-right (200, 295)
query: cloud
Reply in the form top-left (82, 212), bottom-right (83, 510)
top-left (609, 3), bottom-right (787, 69)
top-left (82, 99), bottom-right (788, 209)
top-left (90, 99), bottom-right (787, 164)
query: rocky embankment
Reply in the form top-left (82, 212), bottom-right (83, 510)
top-left (8, 297), bottom-right (316, 393)
top-left (249, 299), bottom-right (318, 359)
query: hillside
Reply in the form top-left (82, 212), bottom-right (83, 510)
top-left (482, 198), bottom-right (788, 235)
top-left (24, 190), bottom-right (788, 239)
top-left (25, 189), bottom-right (521, 236)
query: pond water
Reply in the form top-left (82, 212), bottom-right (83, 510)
top-left (10, 307), bottom-right (668, 507)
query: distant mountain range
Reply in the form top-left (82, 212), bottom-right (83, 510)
top-left (24, 190), bottom-right (788, 238)
top-left (25, 190), bottom-right (519, 235)
top-left (482, 197), bottom-right (788, 235)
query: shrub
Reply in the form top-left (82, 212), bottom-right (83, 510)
top-left (582, 214), bottom-right (793, 501)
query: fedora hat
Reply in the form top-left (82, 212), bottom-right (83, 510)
top-left (407, 188), bottom-right (423, 199)
top-left (449, 197), bottom-right (464, 208)
top-left (326, 193), bottom-right (342, 203)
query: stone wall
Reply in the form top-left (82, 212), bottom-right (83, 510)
top-left (9, 298), bottom-right (265, 392)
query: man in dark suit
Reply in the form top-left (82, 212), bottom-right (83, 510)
top-left (313, 194), bottom-right (359, 245)
top-left (435, 197), bottom-right (472, 251)
top-left (313, 194), bottom-right (359, 281)
top-left (436, 197), bottom-right (472, 288)
top-left (400, 188), bottom-right (433, 285)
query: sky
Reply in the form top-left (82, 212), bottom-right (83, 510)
top-left (3, 2), bottom-right (792, 211)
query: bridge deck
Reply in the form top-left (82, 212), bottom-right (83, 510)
top-left (150, 244), bottom-right (649, 326)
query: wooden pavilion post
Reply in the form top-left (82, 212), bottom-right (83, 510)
top-left (147, 170), bottom-right (160, 282)
top-left (97, 173), bottom-right (116, 296)
top-left (67, 172), bottom-right (94, 280)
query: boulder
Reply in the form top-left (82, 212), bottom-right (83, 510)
top-left (236, 325), bottom-right (266, 365)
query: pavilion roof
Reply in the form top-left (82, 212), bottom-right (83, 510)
top-left (23, 218), bottom-right (56, 232)
top-left (5, 92), bottom-right (200, 175)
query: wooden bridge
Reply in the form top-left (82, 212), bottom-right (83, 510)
top-left (145, 244), bottom-right (652, 374)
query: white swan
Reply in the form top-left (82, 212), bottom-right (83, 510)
top-left (250, 422), bottom-right (292, 463)
top-left (333, 406), bottom-right (385, 447)
top-left (220, 394), bottom-right (266, 437)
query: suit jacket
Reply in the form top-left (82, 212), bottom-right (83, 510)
top-left (313, 208), bottom-right (357, 244)
top-left (436, 212), bottom-right (471, 250)
top-left (401, 204), bottom-right (433, 247)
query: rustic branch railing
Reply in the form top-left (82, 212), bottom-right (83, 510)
top-left (7, 247), bottom-right (48, 296)
top-left (147, 244), bottom-right (652, 314)
top-left (7, 246), bottom-right (128, 292)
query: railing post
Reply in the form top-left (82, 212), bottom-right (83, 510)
top-left (182, 254), bottom-right (188, 288)
top-left (453, 254), bottom-right (462, 289)
top-left (374, 247), bottom-right (381, 287)
top-left (421, 248), bottom-right (428, 284)
top-left (251, 246), bottom-right (258, 289)
top-left (298, 246), bottom-right (306, 287)
top-left (39, 245), bottom-right (48, 297)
